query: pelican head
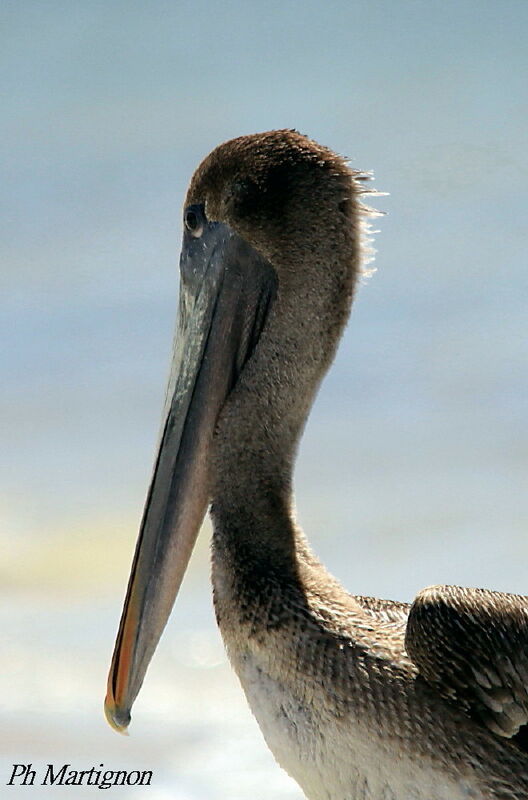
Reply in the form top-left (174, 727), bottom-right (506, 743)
top-left (105, 130), bottom-right (366, 732)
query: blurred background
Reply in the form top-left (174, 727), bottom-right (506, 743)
top-left (1, 1), bottom-right (527, 797)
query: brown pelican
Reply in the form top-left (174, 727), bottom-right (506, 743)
top-left (105, 130), bottom-right (528, 799)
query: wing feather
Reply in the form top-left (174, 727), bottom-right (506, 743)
top-left (405, 585), bottom-right (528, 741)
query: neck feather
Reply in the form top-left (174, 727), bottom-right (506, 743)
top-left (210, 244), bottom-right (356, 575)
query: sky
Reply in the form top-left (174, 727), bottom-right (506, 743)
top-left (1, 1), bottom-right (527, 795)
top-left (2, 0), bottom-right (527, 593)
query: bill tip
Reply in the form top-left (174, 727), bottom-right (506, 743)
top-left (104, 695), bottom-right (131, 735)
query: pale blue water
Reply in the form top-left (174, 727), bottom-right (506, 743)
top-left (1, 1), bottom-right (527, 796)
top-left (1, 597), bottom-right (301, 798)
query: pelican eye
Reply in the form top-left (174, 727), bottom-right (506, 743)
top-left (184, 204), bottom-right (205, 237)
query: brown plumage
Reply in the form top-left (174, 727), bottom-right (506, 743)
top-left (106, 130), bottom-right (528, 799)
top-left (406, 585), bottom-right (528, 740)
